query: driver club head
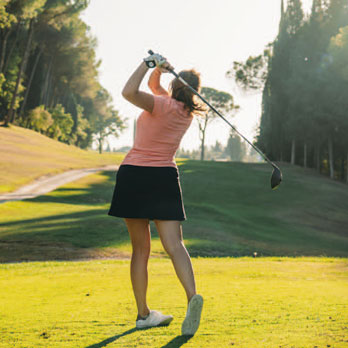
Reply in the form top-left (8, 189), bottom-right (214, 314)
top-left (271, 165), bottom-right (282, 190)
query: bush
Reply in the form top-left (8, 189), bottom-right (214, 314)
top-left (47, 104), bottom-right (73, 142)
top-left (27, 105), bottom-right (53, 133)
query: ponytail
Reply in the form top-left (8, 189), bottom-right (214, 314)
top-left (170, 69), bottom-right (206, 117)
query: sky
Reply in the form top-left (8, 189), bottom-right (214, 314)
top-left (81, 0), bottom-right (313, 151)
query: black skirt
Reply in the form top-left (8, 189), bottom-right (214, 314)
top-left (107, 164), bottom-right (187, 221)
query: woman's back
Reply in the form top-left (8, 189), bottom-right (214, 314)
top-left (121, 95), bottom-right (193, 168)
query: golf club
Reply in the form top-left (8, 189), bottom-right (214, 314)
top-left (147, 50), bottom-right (282, 190)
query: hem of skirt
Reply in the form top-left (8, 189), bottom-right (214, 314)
top-left (107, 211), bottom-right (186, 221)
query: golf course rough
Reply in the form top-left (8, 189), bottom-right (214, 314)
top-left (0, 257), bottom-right (347, 347)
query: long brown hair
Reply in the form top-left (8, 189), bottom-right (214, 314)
top-left (169, 69), bottom-right (206, 117)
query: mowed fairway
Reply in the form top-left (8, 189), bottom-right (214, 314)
top-left (1, 151), bottom-right (348, 347)
top-left (1, 257), bottom-right (347, 348)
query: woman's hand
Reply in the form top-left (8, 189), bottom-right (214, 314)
top-left (144, 52), bottom-right (174, 73)
top-left (158, 59), bottom-right (174, 73)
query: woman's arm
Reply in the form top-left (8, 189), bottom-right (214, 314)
top-left (148, 68), bottom-right (169, 96)
top-left (122, 61), bottom-right (154, 113)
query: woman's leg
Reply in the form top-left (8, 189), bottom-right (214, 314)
top-left (154, 220), bottom-right (196, 303)
top-left (124, 218), bottom-right (151, 318)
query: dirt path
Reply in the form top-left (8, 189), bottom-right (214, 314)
top-left (0, 165), bottom-right (119, 203)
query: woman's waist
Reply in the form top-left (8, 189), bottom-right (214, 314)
top-left (121, 150), bottom-right (178, 168)
top-left (126, 146), bottom-right (177, 158)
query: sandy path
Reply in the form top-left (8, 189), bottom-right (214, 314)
top-left (0, 165), bottom-right (119, 203)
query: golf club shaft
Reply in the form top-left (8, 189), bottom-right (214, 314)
top-left (147, 50), bottom-right (278, 169)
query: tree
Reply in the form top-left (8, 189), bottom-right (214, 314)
top-left (1, 0), bottom-right (127, 153)
top-left (27, 104), bottom-right (52, 132)
top-left (226, 46), bottom-right (271, 92)
top-left (226, 0), bottom-right (348, 182)
top-left (46, 104), bottom-right (73, 141)
top-left (90, 88), bottom-right (126, 154)
top-left (327, 25), bottom-right (348, 180)
top-left (92, 110), bottom-right (125, 154)
top-left (4, 0), bottom-right (46, 126)
top-left (198, 87), bottom-right (239, 161)
top-left (224, 129), bottom-right (247, 162)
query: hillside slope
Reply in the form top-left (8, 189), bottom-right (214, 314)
top-left (0, 125), bottom-right (124, 193)
top-left (180, 160), bottom-right (348, 257)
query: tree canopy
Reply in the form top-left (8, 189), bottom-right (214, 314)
top-left (227, 0), bottom-right (348, 182)
top-left (0, 0), bottom-right (125, 150)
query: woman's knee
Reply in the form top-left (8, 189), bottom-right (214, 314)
top-left (154, 220), bottom-right (183, 256)
top-left (132, 246), bottom-right (150, 261)
top-left (163, 240), bottom-right (184, 258)
top-left (132, 239), bottom-right (151, 256)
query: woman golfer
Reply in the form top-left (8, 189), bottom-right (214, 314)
top-left (108, 52), bottom-right (204, 336)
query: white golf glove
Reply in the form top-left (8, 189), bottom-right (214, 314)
top-left (144, 53), bottom-right (166, 68)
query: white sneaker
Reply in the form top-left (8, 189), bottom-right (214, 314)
top-left (181, 294), bottom-right (203, 336)
top-left (136, 310), bottom-right (173, 329)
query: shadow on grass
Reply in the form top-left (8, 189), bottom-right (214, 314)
top-left (84, 327), bottom-right (191, 348)
top-left (160, 335), bottom-right (192, 347)
top-left (0, 171), bottom-right (134, 262)
top-left (84, 327), bottom-right (138, 348)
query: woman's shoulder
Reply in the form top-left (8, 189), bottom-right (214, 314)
top-left (168, 97), bottom-right (192, 118)
top-left (152, 94), bottom-right (192, 119)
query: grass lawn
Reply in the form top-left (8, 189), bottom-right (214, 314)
top-left (1, 128), bottom-right (348, 347)
top-left (0, 159), bottom-right (347, 261)
top-left (1, 257), bottom-right (347, 348)
top-left (0, 125), bottom-right (124, 193)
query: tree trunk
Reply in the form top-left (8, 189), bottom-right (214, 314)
top-left (346, 151), bottom-right (348, 184)
top-left (341, 156), bottom-right (345, 181)
top-left (5, 19), bottom-right (35, 126)
top-left (199, 116), bottom-right (208, 161)
top-left (41, 56), bottom-right (53, 107)
top-left (45, 68), bottom-right (54, 109)
top-left (19, 47), bottom-right (43, 120)
top-left (2, 20), bottom-right (22, 75)
top-left (291, 138), bottom-right (296, 165)
top-left (200, 134), bottom-right (205, 161)
top-left (0, 28), bottom-right (11, 73)
top-left (328, 136), bottom-right (334, 179)
top-left (48, 83), bottom-right (57, 109)
top-left (98, 138), bottom-right (103, 154)
top-left (303, 142), bottom-right (307, 168)
top-left (316, 141), bottom-right (320, 173)
top-left (62, 88), bottom-right (69, 106)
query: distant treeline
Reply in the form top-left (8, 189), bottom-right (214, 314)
top-left (0, 0), bottom-right (125, 152)
top-left (229, 0), bottom-right (348, 182)
top-left (177, 132), bottom-right (260, 163)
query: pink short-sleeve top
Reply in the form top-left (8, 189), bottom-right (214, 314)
top-left (121, 95), bottom-right (194, 168)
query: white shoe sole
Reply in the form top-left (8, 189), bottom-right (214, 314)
top-left (158, 316), bottom-right (173, 327)
top-left (181, 294), bottom-right (203, 336)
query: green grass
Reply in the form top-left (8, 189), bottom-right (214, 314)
top-left (0, 159), bottom-right (347, 261)
top-left (1, 257), bottom-right (347, 347)
top-left (0, 125), bottom-right (125, 193)
top-left (1, 129), bottom-right (348, 347)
